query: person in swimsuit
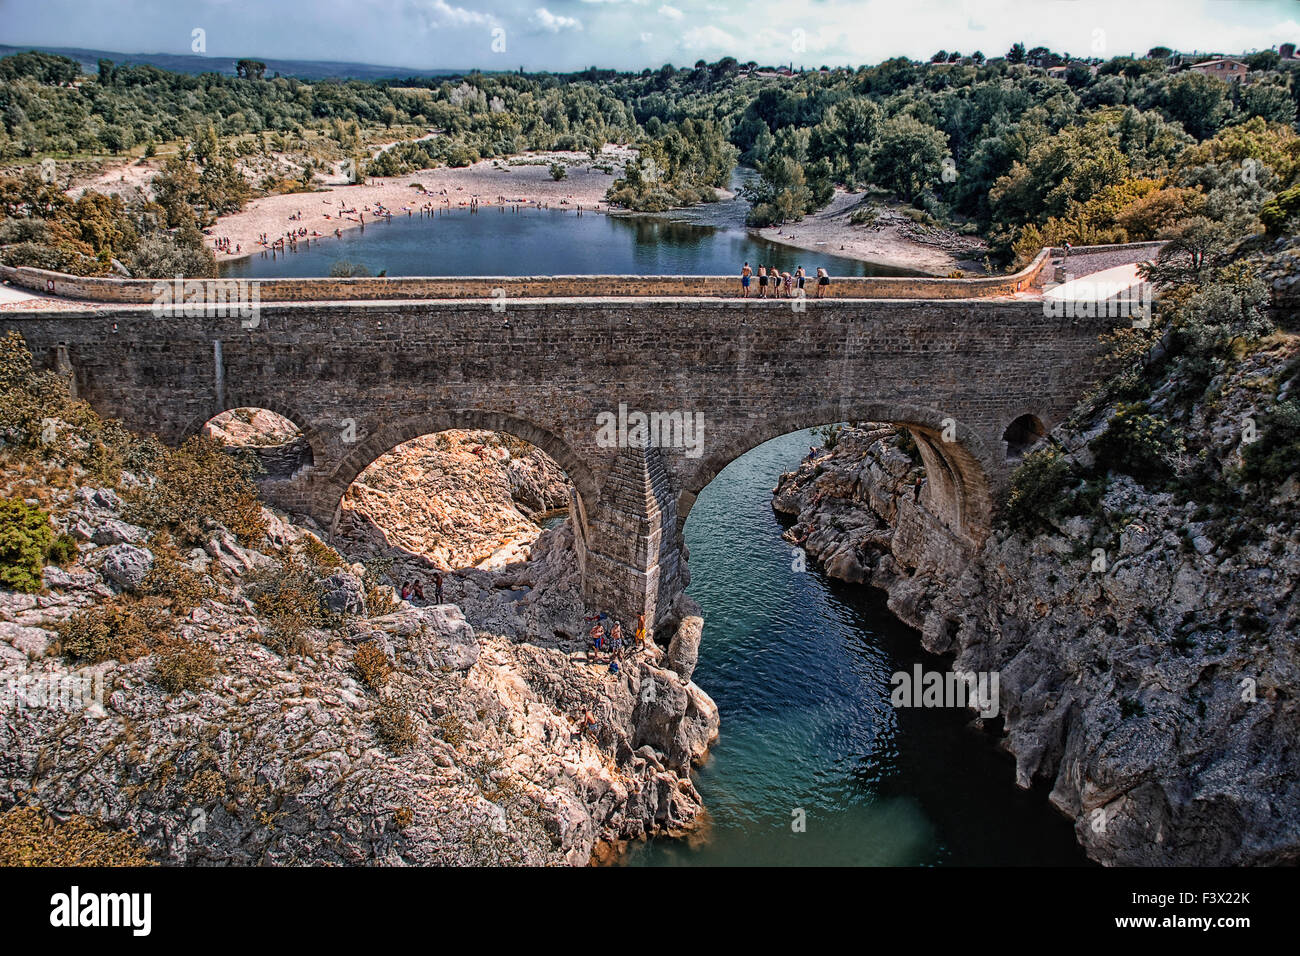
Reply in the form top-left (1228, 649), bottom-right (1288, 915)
top-left (796, 266), bottom-right (806, 292)
top-left (635, 613), bottom-right (647, 649)
top-left (816, 267), bottom-right (830, 298)
top-left (741, 262), bottom-right (752, 297)
top-left (758, 265), bottom-right (768, 298)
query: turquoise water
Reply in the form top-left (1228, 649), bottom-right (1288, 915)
top-left (218, 206), bottom-right (923, 279)
top-left (625, 430), bottom-right (1087, 866)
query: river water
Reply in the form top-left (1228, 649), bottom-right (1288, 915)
top-left (219, 206), bottom-right (923, 279)
top-left (624, 430), bottom-right (1087, 866)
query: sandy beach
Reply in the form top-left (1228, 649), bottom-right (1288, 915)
top-left (205, 146), bottom-right (631, 262)
top-left (755, 191), bottom-right (990, 276)
top-left (645, 183), bottom-right (989, 276)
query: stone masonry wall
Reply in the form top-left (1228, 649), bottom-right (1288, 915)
top-left (1, 292), bottom-right (1124, 631)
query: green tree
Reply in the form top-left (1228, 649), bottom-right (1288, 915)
top-left (863, 115), bottom-right (948, 201)
top-left (1162, 72), bottom-right (1233, 140)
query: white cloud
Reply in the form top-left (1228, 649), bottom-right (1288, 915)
top-left (418, 0), bottom-right (494, 27)
top-left (680, 24), bottom-right (738, 52)
top-left (641, 32), bottom-right (654, 43)
top-left (659, 4), bottom-right (684, 20)
top-left (531, 7), bottom-right (583, 31)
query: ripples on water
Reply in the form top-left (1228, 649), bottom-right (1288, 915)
top-left (625, 430), bottom-right (1088, 867)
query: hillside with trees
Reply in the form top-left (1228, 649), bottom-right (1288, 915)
top-left (0, 45), bottom-right (1297, 276)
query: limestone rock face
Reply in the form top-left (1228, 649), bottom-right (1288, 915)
top-left (99, 543), bottom-right (154, 591)
top-left (1, 429), bottom-right (716, 867)
top-left (666, 615), bottom-right (702, 682)
top-left (320, 572), bottom-right (367, 616)
top-left (770, 337), bottom-right (1300, 867)
top-left (372, 604), bottom-right (479, 672)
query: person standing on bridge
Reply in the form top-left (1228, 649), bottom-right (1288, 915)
top-left (741, 262), bottom-right (752, 297)
top-left (757, 265), bottom-right (768, 298)
top-left (815, 267), bottom-right (830, 299)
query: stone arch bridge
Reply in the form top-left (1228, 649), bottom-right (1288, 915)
top-left (0, 247), bottom-right (1146, 636)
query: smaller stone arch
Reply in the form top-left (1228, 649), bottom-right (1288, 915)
top-left (184, 399), bottom-right (323, 483)
top-left (1002, 413), bottom-right (1048, 462)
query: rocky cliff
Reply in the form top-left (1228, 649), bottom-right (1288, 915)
top-left (773, 329), bottom-right (1299, 866)
top-left (0, 369), bottom-right (717, 865)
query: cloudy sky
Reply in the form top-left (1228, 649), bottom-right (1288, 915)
top-left (2, 0), bottom-right (1297, 72)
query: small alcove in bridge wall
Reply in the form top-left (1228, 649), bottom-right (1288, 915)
top-left (1002, 414), bottom-right (1048, 462)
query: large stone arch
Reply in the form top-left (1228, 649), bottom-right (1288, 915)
top-left (678, 401), bottom-right (998, 547)
top-left (314, 407), bottom-right (600, 538)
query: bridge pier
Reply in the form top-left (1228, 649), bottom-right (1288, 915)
top-left (579, 445), bottom-right (689, 642)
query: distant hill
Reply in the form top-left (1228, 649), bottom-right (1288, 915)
top-left (0, 43), bottom-right (471, 82)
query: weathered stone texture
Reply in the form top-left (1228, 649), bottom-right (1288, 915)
top-left (2, 294), bottom-right (1123, 631)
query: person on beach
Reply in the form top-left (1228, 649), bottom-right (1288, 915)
top-left (741, 262), bottom-right (752, 297)
top-left (816, 267), bottom-right (830, 298)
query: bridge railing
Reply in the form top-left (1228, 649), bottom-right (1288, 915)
top-left (1, 249), bottom-right (1057, 304)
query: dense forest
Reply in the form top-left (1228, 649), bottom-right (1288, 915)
top-left (0, 46), bottom-right (1297, 278)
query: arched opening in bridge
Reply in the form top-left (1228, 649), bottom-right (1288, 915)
top-left (203, 408), bottom-right (314, 479)
top-left (1002, 414), bottom-right (1047, 462)
top-left (625, 422), bottom-right (1085, 867)
top-left (334, 428), bottom-right (577, 581)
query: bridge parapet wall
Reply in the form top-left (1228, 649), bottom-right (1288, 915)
top-left (0, 250), bottom-right (1051, 303)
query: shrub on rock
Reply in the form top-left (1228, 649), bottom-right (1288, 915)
top-left (153, 639), bottom-right (217, 694)
top-left (0, 807), bottom-right (153, 866)
top-left (0, 497), bottom-right (54, 593)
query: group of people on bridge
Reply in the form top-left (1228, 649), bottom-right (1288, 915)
top-left (741, 262), bottom-right (831, 299)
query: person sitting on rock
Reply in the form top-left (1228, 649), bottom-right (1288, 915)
top-left (400, 581), bottom-right (413, 601)
top-left (412, 581), bottom-right (425, 604)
